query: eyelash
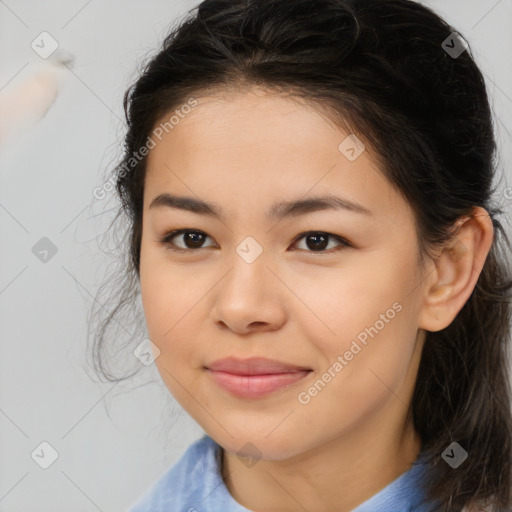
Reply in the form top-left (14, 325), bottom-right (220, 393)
top-left (157, 229), bottom-right (352, 255)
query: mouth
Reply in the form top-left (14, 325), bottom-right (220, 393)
top-left (204, 357), bottom-right (313, 399)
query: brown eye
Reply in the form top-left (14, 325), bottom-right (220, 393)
top-left (291, 232), bottom-right (351, 253)
top-left (159, 229), bottom-right (216, 252)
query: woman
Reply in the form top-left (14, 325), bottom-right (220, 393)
top-left (91, 0), bottom-right (512, 510)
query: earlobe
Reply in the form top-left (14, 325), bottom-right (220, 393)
top-left (417, 207), bottom-right (494, 333)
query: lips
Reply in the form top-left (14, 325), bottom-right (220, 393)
top-left (205, 357), bottom-right (312, 398)
top-left (206, 356), bottom-right (311, 375)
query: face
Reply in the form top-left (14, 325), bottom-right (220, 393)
top-left (139, 87), bottom-right (428, 461)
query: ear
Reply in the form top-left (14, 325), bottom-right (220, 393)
top-left (417, 207), bottom-right (494, 333)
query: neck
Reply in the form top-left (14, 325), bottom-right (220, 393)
top-left (221, 401), bottom-right (422, 512)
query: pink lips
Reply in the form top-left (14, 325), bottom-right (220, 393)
top-left (205, 357), bottom-right (312, 398)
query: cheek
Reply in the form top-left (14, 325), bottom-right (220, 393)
top-left (139, 270), bottom-right (170, 341)
top-left (140, 266), bottom-right (206, 406)
top-left (139, 260), bottom-right (179, 345)
top-left (295, 260), bottom-right (411, 345)
top-left (296, 304), bottom-right (419, 438)
top-left (295, 250), bottom-right (420, 383)
top-left (140, 240), bottom-right (187, 332)
top-left (139, 256), bottom-right (209, 372)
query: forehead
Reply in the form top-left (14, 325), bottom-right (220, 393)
top-left (144, 88), bottom-right (411, 227)
top-left (148, 88), bottom-right (348, 164)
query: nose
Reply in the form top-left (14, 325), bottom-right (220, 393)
top-left (211, 250), bottom-right (287, 335)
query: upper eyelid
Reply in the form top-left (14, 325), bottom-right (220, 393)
top-left (160, 229), bottom-right (217, 247)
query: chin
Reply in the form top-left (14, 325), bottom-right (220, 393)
top-left (212, 429), bottom-right (302, 462)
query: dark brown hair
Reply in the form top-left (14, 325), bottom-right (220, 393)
top-left (89, 1), bottom-right (512, 510)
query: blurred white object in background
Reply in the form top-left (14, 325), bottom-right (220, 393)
top-left (0, 53), bottom-right (73, 149)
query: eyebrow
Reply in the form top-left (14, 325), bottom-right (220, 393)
top-left (148, 193), bottom-right (373, 219)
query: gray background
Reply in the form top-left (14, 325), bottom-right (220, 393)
top-left (1, 1), bottom-right (511, 511)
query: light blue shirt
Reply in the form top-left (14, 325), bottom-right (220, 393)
top-left (127, 434), bottom-right (440, 512)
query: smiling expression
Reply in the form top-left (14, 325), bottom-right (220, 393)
top-left (138, 86), bottom-right (428, 460)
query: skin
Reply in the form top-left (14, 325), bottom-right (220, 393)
top-left (138, 86), bottom-right (494, 512)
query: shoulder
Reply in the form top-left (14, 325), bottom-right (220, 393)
top-left (126, 434), bottom-right (221, 512)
